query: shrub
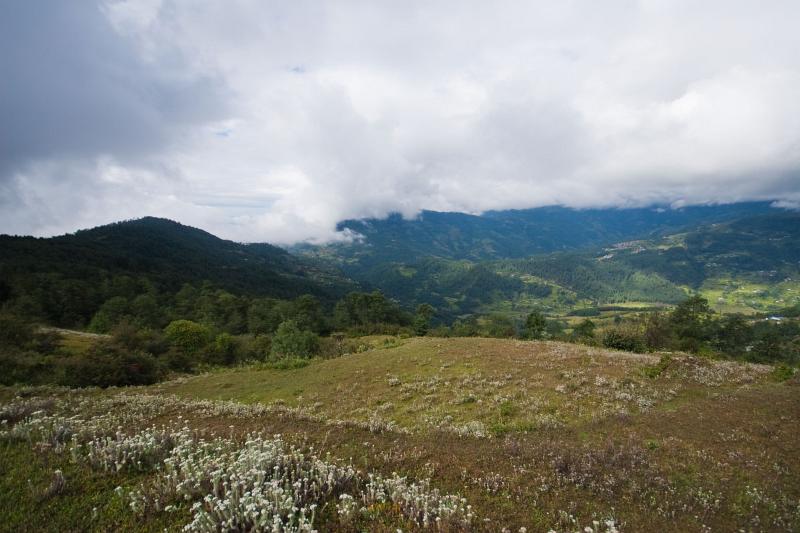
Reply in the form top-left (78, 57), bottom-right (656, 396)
top-left (318, 335), bottom-right (365, 358)
top-left (0, 350), bottom-right (51, 385)
top-left (270, 320), bottom-right (320, 359)
top-left (31, 329), bottom-right (61, 354)
top-left (60, 343), bottom-right (163, 387)
top-left (644, 354), bottom-right (672, 379)
top-left (200, 333), bottom-right (244, 366)
top-left (111, 321), bottom-right (169, 356)
top-left (164, 320), bottom-right (212, 354)
top-left (602, 326), bottom-right (646, 353)
top-left (771, 363), bottom-right (796, 382)
top-left (0, 313), bottom-right (34, 348)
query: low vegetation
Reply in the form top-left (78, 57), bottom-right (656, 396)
top-left (2, 336), bottom-right (798, 531)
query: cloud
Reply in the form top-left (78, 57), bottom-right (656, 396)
top-left (1, 0), bottom-right (800, 242)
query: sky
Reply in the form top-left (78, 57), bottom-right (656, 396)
top-left (2, 0), bottom-right (800, 243)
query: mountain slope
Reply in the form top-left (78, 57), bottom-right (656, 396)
top-left (300, 209), bottom-right (800, 318)
top-left (0, 218), bottom-right (358, 325)
top-left (303, 202), bottom-right (777, 267)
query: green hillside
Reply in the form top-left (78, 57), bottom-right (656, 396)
top-left (302, 211), bottom-right (800, 318)
top-left (297, 202), bottom-right (775, 265)
top-left (0, 217), bottom-right (358, 327)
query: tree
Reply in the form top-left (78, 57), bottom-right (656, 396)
top-left (413, 303), bottom-right (435, 336)
top-left (332, 291), bottom-right (408, 332)
top-left (247, 298), bottom-right (284, 335)
top-left (88, 296), bottom-right (130, 333)
top-left (713, 314), bottom-right (751, 357)
top-left (573, 318), bottom-right (596, 339)
top-left (130, 293), bottom-right (164, 329)
top-left (484, 313), bottom-right (517, 338)
top-left (164, 319), bottom-right (212, 354)
top-left (270, 320), bottom-right (319, 359)
top-left (0, 313), bottom-right (34, 348)
top-left (522, 309), bottom-right (547, 340)
top-left (291, 295), bottom-right (325, 333)
top-left (451, 316), bottom-right (479, 337)
top-left (669, 295), bottom-right (714, 352)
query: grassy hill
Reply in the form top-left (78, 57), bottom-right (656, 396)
top-left (2, 336), bottom-right (798, 531)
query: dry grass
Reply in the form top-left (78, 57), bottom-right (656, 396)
top-left (1, 337), bottom-right (798, 532)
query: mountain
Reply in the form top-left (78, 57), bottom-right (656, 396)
top-left (0, 217), bottom-right (358, 326)
top-left (296, 206), bottom-right (800, 318)
top-left (298, 202), bottom-right (777, 268)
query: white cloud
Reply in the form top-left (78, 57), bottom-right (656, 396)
top-left (2, 0), bottom-right (800, 243)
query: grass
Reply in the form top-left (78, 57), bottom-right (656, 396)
top-left (157, 337), bottom-right (769, 434)
top-left (2, 336), bottom-right (799, 532)
top-left (0, 441), bottom-right (187, 532)
top-left (700, 275), bottom-right (800, 314)
top-left (52, 329), bottom-right (106, 356)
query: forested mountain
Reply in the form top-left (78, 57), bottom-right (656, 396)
top-left (0, 217), bottom-right (357, 326)
top-left (2, 206), bottom-right (798, 328)
top-left (297, 209), bottom-right (800, 318)
top-left (297, 202), bottom-right (776, 267)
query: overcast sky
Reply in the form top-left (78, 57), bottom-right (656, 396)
top-left (2, 1), bottom-right (800, 243)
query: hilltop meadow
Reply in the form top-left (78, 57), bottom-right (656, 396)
top-left (2, 336), bottom-right (799, 532)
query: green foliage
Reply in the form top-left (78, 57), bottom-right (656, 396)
top-left (199, 333), bottom-right (244, 366)
top-left (771, 364), bottom-right (796, 382)
top-left (602, 325), bottom-right (646, 353)
top-left (60, 343), bottom-right (163, 387)
top-left (270, 320), bottom-right (320, 359)
top-left (668, 296), bottom-right (714, 351)
top-left (644, 354), bottom-right (673, 379)
top-left (413, 303), bottom-right (435, 336)
top-left (0, 313), bottom-right (34, 347)
top-left (333, 291), bottom-right (409, 333)
top-left (482, 313), bottom-right (517, 338)
top-left (522, 310), bottom-right (547, 340)
top-left (164, 320), bottom-right (212, 354)
top-left (451, 316), bottom-right (480, 337)
top-left (88, 296), bottom-right (130, 333)
top-left (573, 319), bottom-right (596, 339)
top-left (0, 350), bottom-right (52, 385)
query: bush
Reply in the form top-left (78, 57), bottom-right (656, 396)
top-left (164, 320), bottom-right (212, 354)
top-left (31, 329), bottom-right (62, 354)
top-left (0, 313), bottom-right (34, 348)
top-left (644, 354), bottom-right (672, 379)
top-left (270, 320), bottom-right (319, 359)
top-left (0, 350), bottom-right (52, 385)
top-left (59, 343), bottom-right (163, 388)
top-left (318, 335), bottom-right (366, 358)
top-left (200, 333), bottom-right (244, 366)
top-left (602, 326), bottom-right (646, 353)
top-left (111, 321), bottom-right (169, 356)
top-left (771, 363), bottom-right (796, 382)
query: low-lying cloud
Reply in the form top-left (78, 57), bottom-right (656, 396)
top-left (2, 0), bottom-right (800, 243)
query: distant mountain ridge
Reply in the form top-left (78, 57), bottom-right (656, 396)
top-left (299, 202), bottom-right (777, 268)
top-left (294, 204), bottom-right (799, 318)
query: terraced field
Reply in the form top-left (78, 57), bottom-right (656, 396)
top-left (2, 337), bottom-right (799, 532)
